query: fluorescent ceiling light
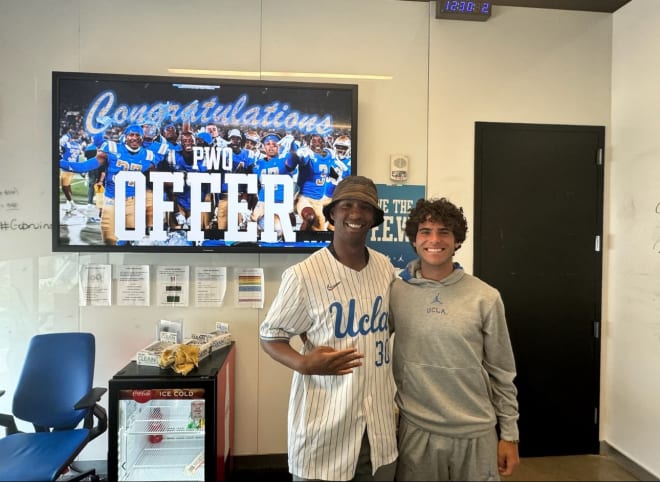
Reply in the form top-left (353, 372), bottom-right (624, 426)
top-left (172, 83), bottom-right (221, 90)
top-left (168, 68), bottom-right (392, 81)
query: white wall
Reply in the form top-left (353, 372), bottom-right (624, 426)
top-left (606, 0), bottom-right (660, 477)
top-left (428, 6), bottom-right (613, 270)
top-left (0, 1), bottom-right (656, 476)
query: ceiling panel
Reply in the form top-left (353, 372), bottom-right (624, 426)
top-left (401, 0), bottom-right (633, 13)
top-left (492, 0), bottom-right (632, 13)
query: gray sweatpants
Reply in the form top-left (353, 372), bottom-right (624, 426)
top-left (396, 418), bottom-right (499, 481)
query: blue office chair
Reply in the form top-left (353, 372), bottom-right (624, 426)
top-left (0, 332), bottom-right (107, 481)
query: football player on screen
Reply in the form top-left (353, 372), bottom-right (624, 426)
top-left (250, 132), bottom-right (297, 240)
top-left (286, 133), bottom-right (336, 232)
top-left (59, 128), bottom-right (85, 215)
top-left (331, 135), bottom-right (352, 184)
top-left (323, 134), bottom-right (352, 231)
top-left (197, 131), bottom-right (223, 233)
top-left (243, 130), bottom-right (262, 157)
top-left (141, 123), bottom-right (170, 234)
top-left (168, 129), bottom-right (209, 232)
top-left (59, 124), bottom-right (160, 245)
top-left (210, 128), bottom-right (258, 232)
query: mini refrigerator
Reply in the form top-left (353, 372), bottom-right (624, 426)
top-left (108, 343), bottom-right (235, 481)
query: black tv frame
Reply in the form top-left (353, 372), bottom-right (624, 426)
top-left (52, 71), bottom-right (358, 254)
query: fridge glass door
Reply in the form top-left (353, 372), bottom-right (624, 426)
top-left (117, 388), bottom-right (206, 481)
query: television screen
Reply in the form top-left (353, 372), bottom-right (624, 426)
top-left (52, 71), bottom-right (357, 253)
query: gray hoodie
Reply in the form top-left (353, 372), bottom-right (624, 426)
top-left (390, 259), bottom-right (519, 441)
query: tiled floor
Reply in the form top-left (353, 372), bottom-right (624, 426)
top-left (503, 454), bottom-right (641, 481)
top-left (78, 452), bottom-right (656, 481)
top-left (228, 454), bottom-right (646, 481)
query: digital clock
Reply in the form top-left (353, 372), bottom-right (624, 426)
top-left (436, 1), bottom-right (491, 21)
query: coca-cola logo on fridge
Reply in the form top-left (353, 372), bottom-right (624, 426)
top-left (131, 389), bottom-right (153, 404)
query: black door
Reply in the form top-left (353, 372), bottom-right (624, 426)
top-left (474, 122), bottom-right (603, 457)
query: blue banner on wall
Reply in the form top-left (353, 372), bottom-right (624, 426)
top-left (368, 184), bottom-right (425, 269)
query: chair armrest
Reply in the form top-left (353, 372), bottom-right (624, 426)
top-left (0, 390), bottom-right (20, 435)
top-left (74, 387), bottom-right (108, 440)
top-left (90, 403), bottom-right (108, 439)
top-left (74, 387), bottom-right (107, 410)
top-left (0, 412), bottom-right (19, 436)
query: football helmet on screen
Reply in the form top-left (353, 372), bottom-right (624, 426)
top-left (333, 135), bottom-right (351, 160)
top-left (196, 132), bottom-right (213, 147)
top-left (245, 131), bottom-right (260, 143)
top-left (142, 123), bottom-right (159, 142)
top-left (227, 128), bottom-right (242, 140)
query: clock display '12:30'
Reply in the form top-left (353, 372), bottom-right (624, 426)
top-left (437, 1), bottom-right (492, 21)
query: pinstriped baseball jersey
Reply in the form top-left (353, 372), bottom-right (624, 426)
top-left (260, 247), bottom-right (398, 481)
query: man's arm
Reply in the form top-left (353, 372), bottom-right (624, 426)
top-left (260, 339), bottom-right (364, 375)
top-left (60, 152), bottom-right (107, 173)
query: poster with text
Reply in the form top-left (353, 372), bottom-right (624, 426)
top-left (368, 184), bottom-right (425, 269)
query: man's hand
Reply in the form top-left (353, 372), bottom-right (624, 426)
top-left (300, 346), bottom-right (364, 375)
top-left (295, 146), bottom-right (314, 159)
top-left (278, 134), bottom-right (296, 155)
top-left (497, 440), bottom-right (520, 476)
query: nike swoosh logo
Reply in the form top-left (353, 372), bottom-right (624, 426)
top-left (327, 281), bottom-right (341, 291)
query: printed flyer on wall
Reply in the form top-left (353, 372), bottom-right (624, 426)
top-left (194, 266), bottom-right (227, 307)
top-left (157, 265), bottom-right (190, 307)
top-left (78, 264), bottom-right (111, 306)
top-left (236, 267), bottom-right (264, 308)
top-left (117, 265), bottom-right (150, 306)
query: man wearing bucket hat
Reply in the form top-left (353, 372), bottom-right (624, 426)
top-left (260, 175), bottom-right (398, 481)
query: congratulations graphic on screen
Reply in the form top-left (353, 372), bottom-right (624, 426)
top-left (53, 72), bottom-right (357, 254)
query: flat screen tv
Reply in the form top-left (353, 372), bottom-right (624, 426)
top-left (52, 71), bottom-right (357, 253)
